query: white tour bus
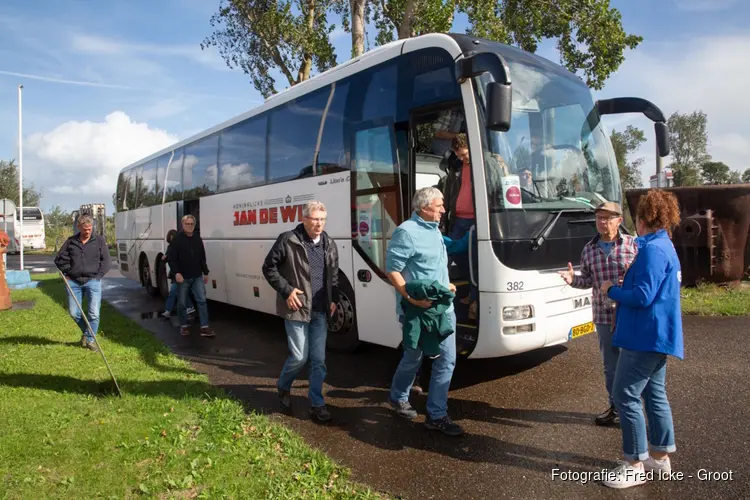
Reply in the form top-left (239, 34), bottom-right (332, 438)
top-left (114, 33), bottom-right (669, 358)
top-left (16, 207), bottom-right (46, 251)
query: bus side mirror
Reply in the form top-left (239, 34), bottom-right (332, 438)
top-left (654, 122), bottom-right (670, 157)
top-left (487, 82), bottom-right (512, 132)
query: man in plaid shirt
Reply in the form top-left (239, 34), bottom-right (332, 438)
top-left (559, 201), bottom-right (637, 426)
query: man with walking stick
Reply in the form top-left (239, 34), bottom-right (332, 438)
top-left (55, 214), bottom-right (111, 351)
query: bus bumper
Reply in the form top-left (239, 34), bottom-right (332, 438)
top-left (468, 289), bottom-right (595, 359)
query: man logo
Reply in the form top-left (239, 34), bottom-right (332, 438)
top-left (573, 296), bottom-right (591, 309)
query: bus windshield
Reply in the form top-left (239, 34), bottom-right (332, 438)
top-left (17, 207), bottom-right (43, 221)
top-left (473, 52), bottom-right (620, 240)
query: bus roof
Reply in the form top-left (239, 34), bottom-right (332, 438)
top-left (118, 32), bottom-right (585, 175)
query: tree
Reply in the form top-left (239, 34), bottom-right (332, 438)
top-left (44, 205), bottom-right (74, 251)
top-left (365, 0), bottom-right (642, 90)
top-left (742, 168), bottom-right (750, 183)
top-left (666, 111), bottom-right (710, 187)
top-left (700, 161), bottom-right (730, 185)
top-left (0, 159), bottom-right (42, 207)
top-left (610, 125), bottom-right (645, 190)
top-left (727, 170), bottom-right (742, 185)
top-left (206, 0), bottom-right (642, 97)
top-left (201, 0), bottom-right (338, 98)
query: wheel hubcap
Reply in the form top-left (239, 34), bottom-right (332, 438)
top-left (330, 292), bottom-right (354, 334)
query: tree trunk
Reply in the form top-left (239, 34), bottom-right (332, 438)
top-left (298, 0), bottom-right (317, 82)
top-left (351, 0), bottom-right (365, 56)
top-left (398, 0), bottom-right (416, 39)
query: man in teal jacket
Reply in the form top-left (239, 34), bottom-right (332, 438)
top-left (385, 186), bottom-right (463, 437)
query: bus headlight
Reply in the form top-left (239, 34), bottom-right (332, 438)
top-left (502, 305), bottom-right (533, 321)
top-left (503, 324), bottom-right (535, 335)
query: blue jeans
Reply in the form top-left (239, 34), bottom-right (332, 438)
top-left (277, 311), bottom-right (328, 407)
top-left (390, 310), bottom-right (457, 419)
top-left (166, 281), bottom-right (194, 313)
top-left (596, 323), bottom-right (620, 406)
top-left (613, 349), bottom-right (677, 461)
top-left (449, 217), bottom-right (477, 301)
top-left (66, 278), bottom-right (102, 343)
top-left (178, 278), bottom-right (209, 327)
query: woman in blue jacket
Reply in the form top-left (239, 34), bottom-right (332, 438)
top-left (600, 189), bottom-right (683, 489)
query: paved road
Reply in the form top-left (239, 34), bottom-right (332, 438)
top-left (4, 253), bottom-right (59, 273)
top-left (100, 270), bottom-right (748, 500)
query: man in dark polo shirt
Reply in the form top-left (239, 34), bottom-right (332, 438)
top-left (54, 214), bottom-right (111, 351)
top-left (262, 200), bottom-right (339, 422)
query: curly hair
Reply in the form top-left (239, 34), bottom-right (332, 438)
top-left (636, 189), bottom-right (681, 235)
top-left (452, 133), bottom-right (469, 150)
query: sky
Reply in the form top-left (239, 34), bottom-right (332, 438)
top-left (0, 0), bottom-right (748, 214)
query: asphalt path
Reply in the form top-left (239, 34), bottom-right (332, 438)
top-left (45, 269), bottom-right (750, 499)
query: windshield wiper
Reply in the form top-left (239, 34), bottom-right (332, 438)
top-left (531, 208), bottom-right (593, 251)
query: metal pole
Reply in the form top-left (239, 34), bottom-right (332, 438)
top-left (655, 140), bottom-right (662, 188)
top-left (18, 85), bottom-right (24, 270)
top-left (58, 270), bottom-right (122, 397)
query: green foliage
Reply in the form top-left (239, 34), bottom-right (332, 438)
top-left (0, 277), bottom-right (388, 499)
top-left (742, 168), bottom-right (750, 183)
top-left (202, 0), bottom-right (339, 98)
top-left (700, 161), bottom-right (730, 185)
top-left (0, 159), bottom-right (42, 207)
top-left (610, 125), bottom-right (645, 190)
top-left (206, 0), bottom-right (641, 96)
top-left (667, 110), bottom-right (710, 187)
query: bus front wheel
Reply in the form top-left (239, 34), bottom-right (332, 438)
top-left (327, 274), bottom-right (359, 353)
top-left (140, 254), bottom-right (160, 297)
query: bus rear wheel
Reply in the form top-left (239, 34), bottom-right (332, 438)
top-left (157, 258), bottom-right (169, 300)
top-left (327, 275), bottom-right (359, 353)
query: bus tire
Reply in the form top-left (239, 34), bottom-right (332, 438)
top-left (327, 273), bottom-right (359, 353)
top-left (157, 257), bottom-right (169, 300)
top-left (140, 253), bottom-right (159, 297)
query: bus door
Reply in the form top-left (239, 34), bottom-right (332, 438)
top-left (408, 104), bottom-right (479, 352)
top-left (350, 119), bottom-right (408, 348)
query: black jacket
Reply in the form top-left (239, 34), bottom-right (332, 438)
top-left (440, 152), bottom-right (465, 233)
top-left (54, 234), bottom-right (111, 283)
top-left (166, 231), bottom-right (209, 280)
top-left (262, 224), bottom-right (339, 323)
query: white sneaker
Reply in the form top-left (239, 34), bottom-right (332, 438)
top-left (643, 456), bottom-right (671, 473)
top-left (161, 311), bottom-right (171, 318)
top-left (603, 461), bottom-right (648, 489)
top-left (186, 307), bottom-right (196, 315)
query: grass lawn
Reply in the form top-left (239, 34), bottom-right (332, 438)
top-left (681, 282), bottom-right (750, 316)
top-left (0, 275), bottom-right (387, 499)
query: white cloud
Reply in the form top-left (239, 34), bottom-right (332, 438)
top-left (25, 111), bottom-right (178, 197)
top-left (596, 34), bottom-right (750, 183)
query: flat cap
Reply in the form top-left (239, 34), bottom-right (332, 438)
top-left (595, 201), bottom-right (623, 216)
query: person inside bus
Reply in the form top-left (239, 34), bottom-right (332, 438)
top-left (385, 186), bottom-right (463, 437)
top-left (168, 214), bottom-right (214, 337)
top-left (262, 200), bottom-right (339, 423)
top-left (54, 214), bottom-right (111, 352)
top-left (431, 109), bottom-right (465, 158)
top-left (599, 189), bottom-right (683, 489)
top-left (161, 229), bottom-right (195, 319)
top-left (558, 201), bottom-right (637, 427)
top-left (441, 133), bottom-right (478, 319)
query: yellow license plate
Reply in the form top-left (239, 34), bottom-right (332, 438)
top-left (569, 322), bottom-right (595, 340)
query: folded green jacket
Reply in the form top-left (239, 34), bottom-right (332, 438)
top-left (401, 279), bottom-right (455, 356)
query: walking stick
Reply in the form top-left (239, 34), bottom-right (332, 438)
top-left (58, 270), bottom-right (122, 397)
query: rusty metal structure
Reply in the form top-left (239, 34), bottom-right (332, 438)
top-left (625, 185), bottom-right (750, 286)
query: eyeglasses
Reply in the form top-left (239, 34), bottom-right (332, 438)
top-left (183, 222), bottom-right (195, 226)
top-left (306, 217), bottom-right (326, 223)
top-left (595, 215), bottom-right (619, 222)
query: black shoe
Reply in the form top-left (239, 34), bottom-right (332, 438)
top-left (309, 405), bottom-right (332, 422)
top-left (425, 415), bottom-right (464, 436)
top-left (595, 405), bottom-right (620, 426)
top-left (389, 398), bottom-right (418, 420)
top-left (278, 388), bottom-right (291, 411)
